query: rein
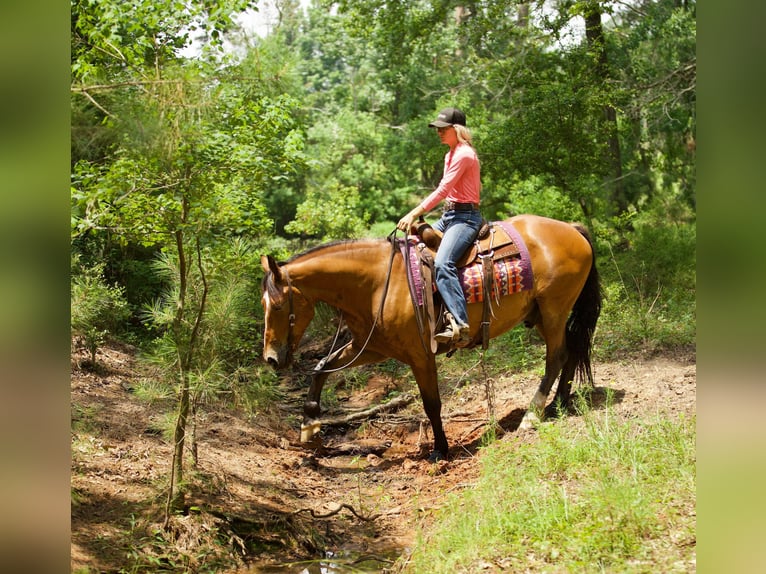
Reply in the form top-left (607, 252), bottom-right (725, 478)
top-left (310, 230), bottom-right (400, 374)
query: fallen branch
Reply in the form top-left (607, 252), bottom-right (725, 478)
top-left (293, 503), bottom-right (380, 522)
top-left (319, 393), bottom-right (415, 426)
top-left (324, 440), bottom-right (392, 457)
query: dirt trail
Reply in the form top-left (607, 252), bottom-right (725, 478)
top-left (71, 342), bottom-right (695, 572)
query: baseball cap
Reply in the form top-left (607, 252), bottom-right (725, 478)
top-left (428, 107), bottom-right (467, 128)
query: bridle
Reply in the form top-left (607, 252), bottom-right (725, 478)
top-left (270, 232), bottom-right (401, 375)
top-left (283, 269), bottom-right (297, 355)
top-left (265, 267), bottom-right (297, 361)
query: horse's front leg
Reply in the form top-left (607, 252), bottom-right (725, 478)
top-left (410, 356), bottom-right (448, 461)
top-left (304, 343), bottom-right (349, 419)
top-left (301, 344), bottom-right (386, 441)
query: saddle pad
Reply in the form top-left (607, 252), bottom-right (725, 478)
top-left (459, 256), bottom-right (529, 304)
top-left (400, 220), bottom-right (533, 306)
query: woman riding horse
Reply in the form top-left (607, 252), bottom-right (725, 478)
top-left (260, 214), bottom-right (601, 462)
top-left (397, 107), bottom-right (481, 347)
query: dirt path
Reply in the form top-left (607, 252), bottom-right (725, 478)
top-left (71, 343), bottom-right (695, 572)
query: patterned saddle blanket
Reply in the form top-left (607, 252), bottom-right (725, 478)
top-left (400, 220), bottom-right (533, 305)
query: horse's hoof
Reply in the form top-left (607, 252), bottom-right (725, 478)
top-left (519, 411), bottom-right (541, 430)
top-left (300, 420), bottom-right (321, 443)
top-left (428, 449), bottom-right (447, 463)
top-left (545, 401), bottom-right (569, 419)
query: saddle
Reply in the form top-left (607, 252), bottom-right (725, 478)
top-left (404, 218), bottom-right (522, 352)
top-left (413, 218), bottom-right (520, 266)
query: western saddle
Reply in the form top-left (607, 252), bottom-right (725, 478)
top-left (405, 217), bottom-right (521, 352)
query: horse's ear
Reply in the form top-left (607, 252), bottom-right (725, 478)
top-left (261, 255), bottom-right (283, 282)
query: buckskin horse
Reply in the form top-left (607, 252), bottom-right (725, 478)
top-left (260, 214), bottom-right (601, 461)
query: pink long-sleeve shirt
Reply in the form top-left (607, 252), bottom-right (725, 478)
top-left (419, 142), bottom-right (481, 213)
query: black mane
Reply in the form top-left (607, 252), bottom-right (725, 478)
top-left (285, 238), bottom-right (387, 264)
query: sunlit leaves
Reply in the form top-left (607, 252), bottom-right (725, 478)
top-left (71, 0), bottom-right (259, 83)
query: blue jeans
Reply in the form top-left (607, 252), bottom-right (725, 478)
top-left (433, 209), bottom-right (482, 326)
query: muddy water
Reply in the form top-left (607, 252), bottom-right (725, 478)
top-left (252, 544), bottom-right (407, 573)
top-left (250, 454), bottom-right (412, 572)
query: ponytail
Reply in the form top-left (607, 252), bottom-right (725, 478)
top-left (454, 124), bottom-right (473, 147)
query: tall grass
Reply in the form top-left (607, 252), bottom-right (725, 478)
top-left (400, 397), bottom-right (696, 573)
top-left (595, 214), bottom-right (696, 358)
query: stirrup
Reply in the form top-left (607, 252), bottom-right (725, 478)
top-left (435, 312), bottom-right (457, 339)
top-left (435, 312), bottom-right (469, 344)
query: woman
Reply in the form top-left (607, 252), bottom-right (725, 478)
top-left (397, 107), bottom-right (482, 346)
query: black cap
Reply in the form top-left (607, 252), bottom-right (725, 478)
top-left (428, 107), bottom-right (467, 128)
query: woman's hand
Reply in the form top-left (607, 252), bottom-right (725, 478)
top-left (397, 207), bottom-right (423, 233)
top-left (397, 213), bottom-right (415, 233)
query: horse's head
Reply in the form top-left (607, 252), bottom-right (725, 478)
top-left (260, 255), bottom-right (315, 369)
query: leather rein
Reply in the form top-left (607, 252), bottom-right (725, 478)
top-left (282, 230), bottom-right (402, 375)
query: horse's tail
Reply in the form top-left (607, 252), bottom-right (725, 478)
top-left (566, 224), bottom-right (602, 385)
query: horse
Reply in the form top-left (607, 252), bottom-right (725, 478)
top-left (260, 214), bottom-right (601, 461)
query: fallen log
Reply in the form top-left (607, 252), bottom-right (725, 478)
top-left (300, 393), bottom-right (417, 443)
top-left (319, 392), bottom-right (416, 426)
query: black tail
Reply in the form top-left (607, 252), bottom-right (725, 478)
top-left (566, 225), bottom-right (602, 386)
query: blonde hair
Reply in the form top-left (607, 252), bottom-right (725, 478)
top-left (454, 124), bottom-right (473, 147)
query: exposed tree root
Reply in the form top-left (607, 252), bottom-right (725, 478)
top-left (318, 392), bottom-right (416, 426)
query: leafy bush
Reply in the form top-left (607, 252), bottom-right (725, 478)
top-left (500, 175), bottom-right (584, 222)
top-left (139, 237), bottom-right (282, 413)
top-left (628, 211), bottom-right (696, 289)
top-left (595, 209), bottom-right (695, 356)
top-left (71, 256), bottom-right (130, 364)
top-left (285, 183), bottom-right (370, 240)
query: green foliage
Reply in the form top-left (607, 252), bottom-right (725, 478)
top-left (403, 404), bottom-right (696, 572)
top-left (71, 256), bottom-right (130, 364)
top-left (138, 236), bottom-right (279, 408)
top-left (71, 0), bottom-right (257, 83)
top-left (71, 79), bottom-right (303, 248)
top-left (595, 204), bottom-right (696, 356)
top-left (499, 174), bottom-right (585, 221)
top-left (297, 108), bottom-right (416, 224)
top-left (285, 183), bottom-right (369, 240)
top-left (611, 0), bottom-right (696, 209)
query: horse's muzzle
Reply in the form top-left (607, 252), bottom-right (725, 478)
top-left (263, 345), bottom-right (290, 370)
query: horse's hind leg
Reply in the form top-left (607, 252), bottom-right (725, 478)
top-left (547, 357), bottom-right (577, 418)
top-left (519, 315), bottom-right (568, 430)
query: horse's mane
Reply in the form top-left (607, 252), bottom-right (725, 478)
top-left (262, 238), bottom-right (390, 303)
top-left (260, 270), bottom-right (284, 306)
top-left (285, 238), bottom-right (388, 264)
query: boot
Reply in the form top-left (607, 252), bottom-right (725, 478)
top-left (435, 313), bottom-right (471, 345)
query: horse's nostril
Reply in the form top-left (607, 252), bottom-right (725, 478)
top-left (266, 357), bottom-right (279, 369)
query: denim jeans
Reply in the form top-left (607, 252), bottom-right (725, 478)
top-left (433, 209), bottom-right (482, 326)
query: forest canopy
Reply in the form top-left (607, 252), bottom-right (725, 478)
top-left (72, 0), bottom-right (695, 243)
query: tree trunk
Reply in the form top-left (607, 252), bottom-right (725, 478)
top-left (515, 3), bottom-right (530, 49)
top-left (191, 400), bottom-right (199, 468)
top-left (167, 371), bottom-right (190, 517)
top-left (165, 225), bottom-right (190, 526)
top-left (163, 227), bottom-right (209, 528)
top-left (517, 3), bottom-right (529, 28)
top-left (583, 2), bottom-right (625, 213)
